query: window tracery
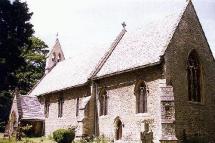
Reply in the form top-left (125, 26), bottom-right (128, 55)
top-left (187, 50), bottom-right (201, 102)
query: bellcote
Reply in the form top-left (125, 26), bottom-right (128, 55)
top-left (45, 38), bottom-right (65, 74)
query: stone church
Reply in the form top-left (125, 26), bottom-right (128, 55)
top-left (26, 0), bottom-right (215, 142)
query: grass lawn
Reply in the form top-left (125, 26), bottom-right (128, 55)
top-left (0, 133), bottom-right (56, 143)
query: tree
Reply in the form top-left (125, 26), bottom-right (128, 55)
top-left (0, 0), bottom-right (34, 90)
top-left (0, 0), bottom-right (48, 132)
top-left (16, 36), bottom-right (49, 94)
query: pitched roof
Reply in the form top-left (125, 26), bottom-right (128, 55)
top-left (17, 95), bottom-right (44, 120)
top-left (94, 2), bottom-right (188, 78)
top-left (29, 45), bottom-right (108, 96)
top-left (29, 1), bottom-right (190, 96)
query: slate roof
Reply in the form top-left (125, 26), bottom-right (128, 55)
top-left (17, 95), bottom-right (44, 120)
top-left (95, 6), bottom-right (187, 78)
top-left (29, 45), bottom-right (108, 96)
top-left (29, 1), bottom-right (189, 96)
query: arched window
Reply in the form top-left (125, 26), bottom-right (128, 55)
top-left (45, 97), bottom-right (50, 118)
top-left (52, 52), bottom-right (56, 61)
top-left (57, 53), bottom-right (61, 62)
top-left (58, 96), bottom-right (64, 118)
top-left (135, 81), bottom-right (147, 113)
top-left (99, 89), bottom-right (107, 116)
top-left (187, 50), bottom-right (201, 102)
top-left (115, 119), bottom-right (122, 140)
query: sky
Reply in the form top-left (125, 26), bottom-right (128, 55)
top-left (21, 0), bottom-right (215, 58)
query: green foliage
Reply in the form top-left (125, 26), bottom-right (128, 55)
top-left (47, 134), bottom-right (53, 140)
top-left (0, 0), bottom-right (48, 131)
top-left (53, 129), bottom-right (75, 143)
top-left (16, 36), bottom-right (49, 94)
top-left (0, 91), bottom-right (13, 132)
top-left (93, 136), bottom-right (110, 143)
top-left (20, 124), bottom-right (33, 138)
top-left (0, 0), bottom-right (34, 131)
top-left (0, 0), bottom-right (34, 90)
top-left (0, 133), bottom-right (54, 143)
top-left (0, 138), bottom-right (14, 143)
top-left (22, 138), bottom-right (36, 143)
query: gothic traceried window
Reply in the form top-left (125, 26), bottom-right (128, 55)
top-left (99, 89), bottom-right (107, 116)
top-left (58, 96), bottom-right (64, 118)
top-left (45, 97), bottom-right (50, 118)
top-left (135, 81), bottom-right (147, 113)
top-left (187, 50), bottom-right (201, 102)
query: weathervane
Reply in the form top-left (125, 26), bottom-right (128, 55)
top-left (122, 22), bottom-right (126, 29)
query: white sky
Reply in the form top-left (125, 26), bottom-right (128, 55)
top-left (22, 0), bottom-right (215, 58)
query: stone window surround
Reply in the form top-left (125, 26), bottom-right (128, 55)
top-left (187, 49), bottom-right (202, 103)
top-left (44, 96), bottom-right (50, 118)
top-left (134, 80), bottom-right (149, 114)
top-left (114, 117), bottom-right (123, 141)
top-left (99, 88), bottom-right (108, 116)
top-left (58, 95), bottom-right (64, 118)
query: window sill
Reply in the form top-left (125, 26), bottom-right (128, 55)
top-left (135, 113), bottom-right (149, 117)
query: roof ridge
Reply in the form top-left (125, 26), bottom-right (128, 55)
top-left (94, 1), bottom-right (190, 78)
top-left (160, 0), bottom-right (190, 55)
top-left (89, 28), bottom-right (127, 78)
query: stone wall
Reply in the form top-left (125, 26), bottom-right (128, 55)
top-left (38, 86), bottom-right (92, 137)
top-left (95, 66), bottom-right (164, 143)
top-left (36, 3), bottom-right (215, 142)
top-left (164, 2), bottom-right (215, 142)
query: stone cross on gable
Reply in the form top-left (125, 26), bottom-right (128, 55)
top-left (121, 22), bottom-right (126, 29)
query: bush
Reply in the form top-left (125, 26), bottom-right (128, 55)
top-left (53, 128), bottom-right (75, 143)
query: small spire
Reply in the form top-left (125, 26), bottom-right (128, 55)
top-left (121, 22), bottom-right (126, 29)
